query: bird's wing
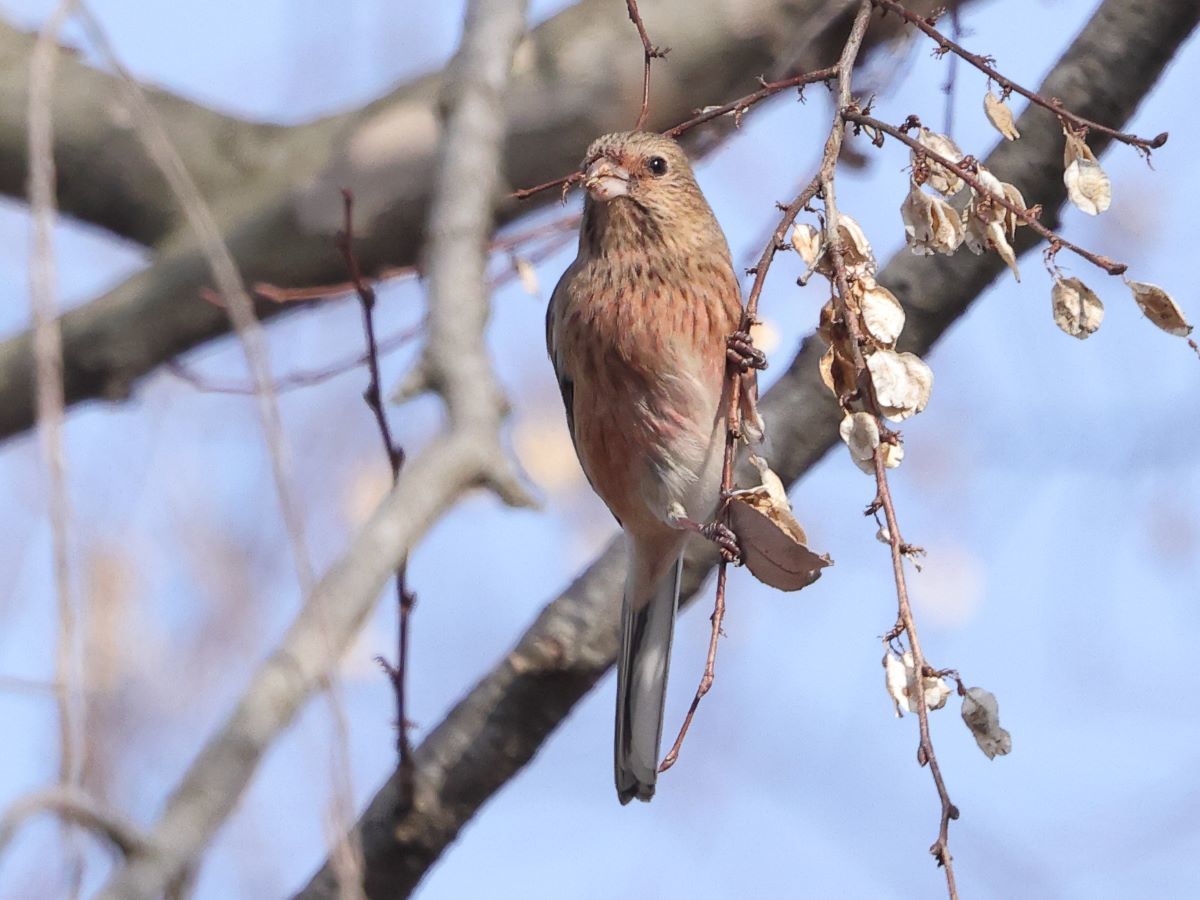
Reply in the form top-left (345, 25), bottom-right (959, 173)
top-left (546, 261), bottom-right (579, 453)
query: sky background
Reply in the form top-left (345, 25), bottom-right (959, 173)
top-left (0, 0), bottom-right (1198, 897)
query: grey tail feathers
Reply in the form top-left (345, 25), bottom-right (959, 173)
top-left (615, 548), bottom-right (683, 804)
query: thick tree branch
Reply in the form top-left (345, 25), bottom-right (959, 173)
top-left (290, 0), bottom-right (1198, 895)
top-left (0, 0), bottom-right (949, 445)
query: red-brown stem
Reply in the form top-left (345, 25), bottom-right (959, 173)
top-left (516, 68), bottom-right (837, 201)
top-left (871, 0), bottom-right (1167, 152)
top-left (337, 189), bottom-right (416, 810)
top-left (664, 68), bottom-right (838, 138)
top-left (844, 110), bottom-right (1128, 276)
top-left (625, 0), bottom-right (668, 131)
top-left (660, 0), bottom-right (857, 779)
top-left (822, 4), bottom-right (960, 896)
top-left (873, 450), bottom-right (960, 891)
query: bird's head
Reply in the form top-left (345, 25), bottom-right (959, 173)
top-left (578, 131), bottom-right (722, 256)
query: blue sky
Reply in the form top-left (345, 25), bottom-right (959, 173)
top-left (0, 1), bottom-right (1197, 898)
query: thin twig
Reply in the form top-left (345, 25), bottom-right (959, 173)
top-left (940, 0), bottom-right (961, 135)
top-left (871, 0), bottom-right (1167, 153)
top-left (0, 787), bottom-right (148, 860)
top-left (336, 190), bottom-right (416, 812)
top-left (822, 4), bottom-right (959, 894)
top-left (625, 0), bottom-right (669, 130)
top-left (664, 68), bottom-right (838, 138)
top-left (517, 67), bottom-right (838, 201)
top-left (73, 4), bottom-right (368, 895)
top-left (659, 4), bottom-right (870, 777)
top-left (845, 110), bottom-right (1128, 275)
top-left (27, 3), bottom-right (85, 894)
top-left (165, 324), bottom-right (422, 396)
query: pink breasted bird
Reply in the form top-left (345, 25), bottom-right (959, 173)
top-left (547, 132), bottom-right (759, 803)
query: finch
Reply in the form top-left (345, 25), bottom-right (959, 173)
top-left (546, 131), bottom-right (756, 803)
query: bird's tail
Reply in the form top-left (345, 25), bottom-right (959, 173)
top-left (615, 535), bottom-right (685, 804)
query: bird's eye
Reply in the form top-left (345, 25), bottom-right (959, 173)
top-left (647, 156), bottom-right (668, 177)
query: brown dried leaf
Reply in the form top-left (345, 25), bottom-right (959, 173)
top-left (983, 91), bottom-right (1020, 141)
top-left (728, 461), bottom-right (832, 592)
top-left (818, 343), bottom-right (857, 401)
top-left (1125, 279), bottom-right (1193, 336)
top-left (1052, 276), bottom-right (1104, 339)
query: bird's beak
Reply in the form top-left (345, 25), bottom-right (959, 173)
top-left (583, 157), bottom-right (630, 201)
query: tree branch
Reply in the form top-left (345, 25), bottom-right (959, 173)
top-left (0, 0), bottom-right (951, 445)
top-left (95, 0), bottom-right (532, 897)
top-left (291, 0), bottom-right (1198, 894)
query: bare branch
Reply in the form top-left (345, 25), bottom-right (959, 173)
top-left (871, 0), bottom-right (1168, 153)
top-left (293, 0), bottom-right (1198, 893)
top-left (0, 0), bottom-right (955, 445)
top-left (0, 787), bottom-right (148, 861)
top-left (845, 110), bottom-right (1128, 275)
top-left (94, 1), bottom-right (531, 896)
top-left (26, 3), bottom-right (85, 893)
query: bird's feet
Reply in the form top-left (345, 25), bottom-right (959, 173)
top-left (726, 330), bottom-right (768, 372)
top-left (670, 510), bottom-right (743, 564)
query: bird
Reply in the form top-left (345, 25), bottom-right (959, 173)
top-left (546, 131), bottom-right (762, 803)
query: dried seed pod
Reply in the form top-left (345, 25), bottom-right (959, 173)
top-left (866, 349), bottom-right (933, 421)
top-left (901, 181), bottom-right (964, 256)
top-left (1051, 276), bottom-right (1104, 339)
top-left (1063, 127), bottom-right (1111, 215)
top-left (1000, 181), bottom-right (1027, 240)
top-left (839, 411), bottom-right (880, 463)
top-left (1125, 279), bottom-right (1193, 336)
top-left (835, 214), bottom-right (876, 276)
top-left (791, 223), bottom-right (823, 270)
top-left (983, 90), bottom-right (1020, 141)
top-left (884, 650), bottom-right (952, 717)
top-left (912, 127), bottom-right (965, 196)
top-left (859, 281), bottom-right (906, 346)
top-left (961, 687), bottom-right (1012, 759)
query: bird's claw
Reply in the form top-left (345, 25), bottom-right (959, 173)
top-left (726, 330), bottom-right (768, 372)
top-left (700, 521), bottom-right (742, 565)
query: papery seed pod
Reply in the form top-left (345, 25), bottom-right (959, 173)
top-left (1125, 279), bottom-right (1193, 336)
top-left (839, 411), bottom-right (880, 463)
top-left (860, 282), bottom-right (906, 346)
top-left (884, 650), bottom-right (951, 716)
top-left (901, 182), bottom-right (964, 256)
top-left (866, 349), bottom-right (934, 421)
top-left (835, 214), bottom-right (876, 275)
top-left (961, 687), bottom-right (1012, 759)
top-left (984, 90), bottom-right (1020, 141)
top-left (913, 127), bottom-right (965, 196)
top-left (1000, 182), bottom-right (1027, 240)
top-left (1051, 276), bottom-right (1104, 339)
top-left (1063, 127), bottom-right (1111, 215)
top-left (987, 222), bottom-right (1020, 282)
top-left (791, 223), bottom-right (823, 269)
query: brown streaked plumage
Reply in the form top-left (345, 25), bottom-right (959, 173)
top-left (546, 131), bottom-right (748, 803)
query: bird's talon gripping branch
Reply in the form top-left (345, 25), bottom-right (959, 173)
top-left (726, 330), bottom-right (768, 371)
top-left (700, 520), bottom-right (742, 564)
